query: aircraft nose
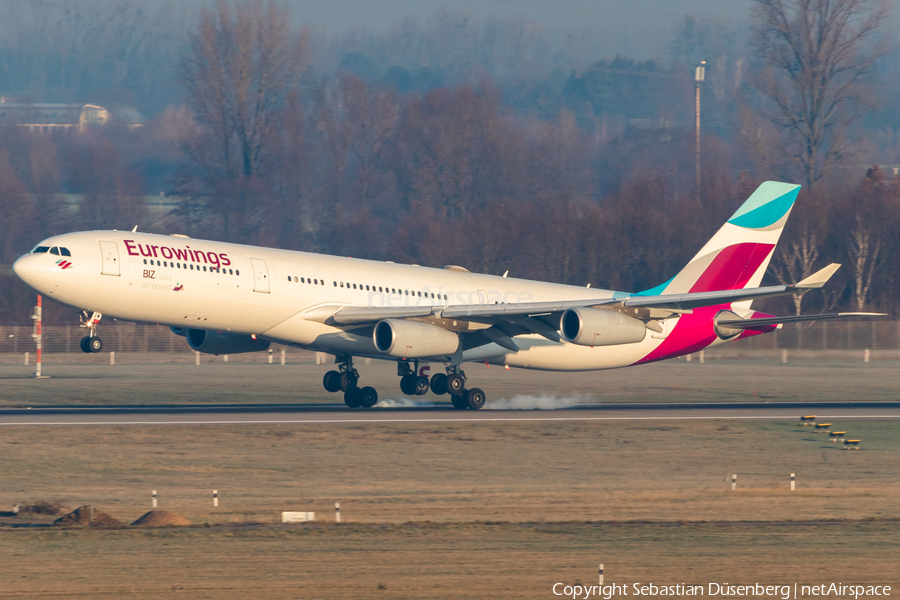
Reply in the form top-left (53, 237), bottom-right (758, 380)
top-left (12, 254), bottom-right (37, 283)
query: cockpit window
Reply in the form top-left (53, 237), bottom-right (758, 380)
top-left (33, 246), bottom-right (50, 254)
top-left (60, 247), bottom-right (71, 256)
top-left (50, 247), bottom-right (60, 255)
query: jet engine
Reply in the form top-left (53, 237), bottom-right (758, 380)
top-left (170, 326), bottom-right (187, 337)
top-left (186, 329), bottom-right (270, 355)
top-left (560, 308), bottom-right (646, 346)
top-left (374, 320), bottom-right (460, 358)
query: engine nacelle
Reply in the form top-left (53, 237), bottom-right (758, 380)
top-left (374, 320), bottom-right (460, 358)
top-left (170, 326), bottom-right (187, 337)
top-left (561, 308), bottom-right (647, 346)
top-left (186, 329), bottom-right (270, 355)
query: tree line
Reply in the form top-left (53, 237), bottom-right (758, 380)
top-left (0, 0), bottom-right (897, 324)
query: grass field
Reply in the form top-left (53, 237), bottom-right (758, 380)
top-left (1, 353), bottom-right (899, 406)
top-left (1, 360), bottom-right (898, 598)
top-left (2, 522), bottom-right (897, 599)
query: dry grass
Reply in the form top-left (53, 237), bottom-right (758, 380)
top-left (1, 522), bottom-right (897, 599)
top-left (1, 420), bottom-right (897, 525)
top-left (2, 355), bottom-right (900, 406)
top-left (1, 360), bottom-right (898, 598)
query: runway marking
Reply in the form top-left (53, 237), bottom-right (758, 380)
top-left (1, 414), bottom-right (898, 426)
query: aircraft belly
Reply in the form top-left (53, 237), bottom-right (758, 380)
top-left (262, 313), bottom-right (379, 355)
top-left (500, 335), bottom-right (661, 371)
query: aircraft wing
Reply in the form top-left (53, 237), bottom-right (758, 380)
top-left (332, 263), bottom-right (844, 326)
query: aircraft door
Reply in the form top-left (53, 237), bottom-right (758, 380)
top-left (250, 258), bottom-right (270, 293)
top-left (99, 241), bottom-right (120, 276)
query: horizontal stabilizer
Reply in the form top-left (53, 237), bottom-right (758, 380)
top-left (717, 312), bottom-right (886, 330)
top-left (797, 264), bottom-right (841, 289)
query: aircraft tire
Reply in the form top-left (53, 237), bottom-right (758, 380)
top-left (446, 374), bottom-right (465, 394)
top-left (399, 375), bottom-right (418, 396)
top-left (80, 337), bottom-right (91, 353)
top-left (340, 371), bottom-right (358, 392)
top-left (450, 393), bottom-right (468, 410)
top-left (89, 337), bottom-right (103, 353)
top-left (323, 371), bottom-right (342, 393)
top-left (414, 376), bottom-right (430, 395)
top-left (465, 388), bottom-right (486, 410)
top-left (344, 387), bottom-right (362, 408)
top-left (430, 373), bottom-right (448, 395)
top-left (359, 386), bottom-right (378, 408)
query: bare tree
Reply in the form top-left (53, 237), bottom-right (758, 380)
top-left (179, 0), bottom-right (307, 240)
top-left (751, 0), bottom-right (888, 188)
top-left (848, 215), bottom-right (880, 309)
top-left (771, 227), bottom-right (820, 315)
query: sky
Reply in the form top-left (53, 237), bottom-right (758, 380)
top-left (285, 0), bottom-right (756, 60)
top-left (286, 0), bottom-right (754, 30)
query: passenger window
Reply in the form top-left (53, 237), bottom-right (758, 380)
top-left (190, 264), bottom-right (194, 270)
top-left (391, 288), bottom-right (395, 294)
top-left (431, 293), bottom-right (435, 298)
top-left (203, 266), bottom-right (207, 271)
top-left (353, 284), bottom-right (357, 289)
top-left (366, 285), bottom-right (370, 291)
top-left (287, 276), bottom-right (291, 282)
top-left (177, 263), bottom-right (181, 268)
top-left (418, 291), bottom-right (422, 297)
top-left (33, 246), bottom-right (49, 254)
top-left (379, 287), bottom-right (383, 292)
top-left (236, 270), bottom-right (239, 275)
top-left (333, 281), bottom-right (337, 286)
top-left (60, 248), bottom-right (71, 256)
top-left (143, 259), bottom-right (147, 264)
top-left (229, 269), bottom-right (233, 275)
top-left (50, 247), bottom-right (60, 255)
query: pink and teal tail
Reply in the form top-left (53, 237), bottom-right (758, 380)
top-left (641, 181), bottom-right (801, 296)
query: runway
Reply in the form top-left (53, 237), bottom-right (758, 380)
top-left (0, 401), bottom-right (898, 426)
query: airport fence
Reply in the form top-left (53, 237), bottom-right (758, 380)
top-left (0, 320), bottom-right (896, 355)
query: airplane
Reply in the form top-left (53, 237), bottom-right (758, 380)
top-left (11, 181), bottom-right (881, 410)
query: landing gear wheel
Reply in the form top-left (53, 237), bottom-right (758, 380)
top-left (399, 375), bottom-right (418, 396)
top-left (323, 371), bottom-right (341, 393)
top-left (430, 373), bottom-right (448, 395)
top-left (450, 394), bottom-right (468, 410)
top-left (414, 376), bottom-right (430, 396)
top-left (465, 388), bottom-right (486, 410)
top-left (343, 387), bottom-right (362, 408)
top-left (359, 386), bottom-right (378, 408)
top-left (80, 337), bottom-right (91, 353)
top-left (446, 373), bottom-right (465, 395)
top-left (339, 371), bottom-right (358, 392)
top-left (89, 337), bottom-right (103, 353)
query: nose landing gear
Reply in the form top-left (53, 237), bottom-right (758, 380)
top-left (322, 356), bottom-right (379, 409)
top-left (78, 311), bottom-right (103, 353)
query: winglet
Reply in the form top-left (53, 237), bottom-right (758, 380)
top-left (797, 263), bottom-right (840, 289)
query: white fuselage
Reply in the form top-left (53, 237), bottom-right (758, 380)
top-left (12, 231), bottom-right (732, 370)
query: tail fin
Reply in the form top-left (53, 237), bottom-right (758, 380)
top-left (643, 181), bottom-right (800, 295)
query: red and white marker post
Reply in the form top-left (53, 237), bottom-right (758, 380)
top-left (32, 295), bottom-right (44, 378)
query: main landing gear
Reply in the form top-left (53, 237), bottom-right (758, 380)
top-left (322, 356), bottom-right (378, 409)
top-left (398, 361), bottom-right (486, 410)
top-left (78, 311), bottom-right (103, 353)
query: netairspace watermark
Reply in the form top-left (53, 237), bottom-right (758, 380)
top-left (551, 583), bottom-right (892, 600)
